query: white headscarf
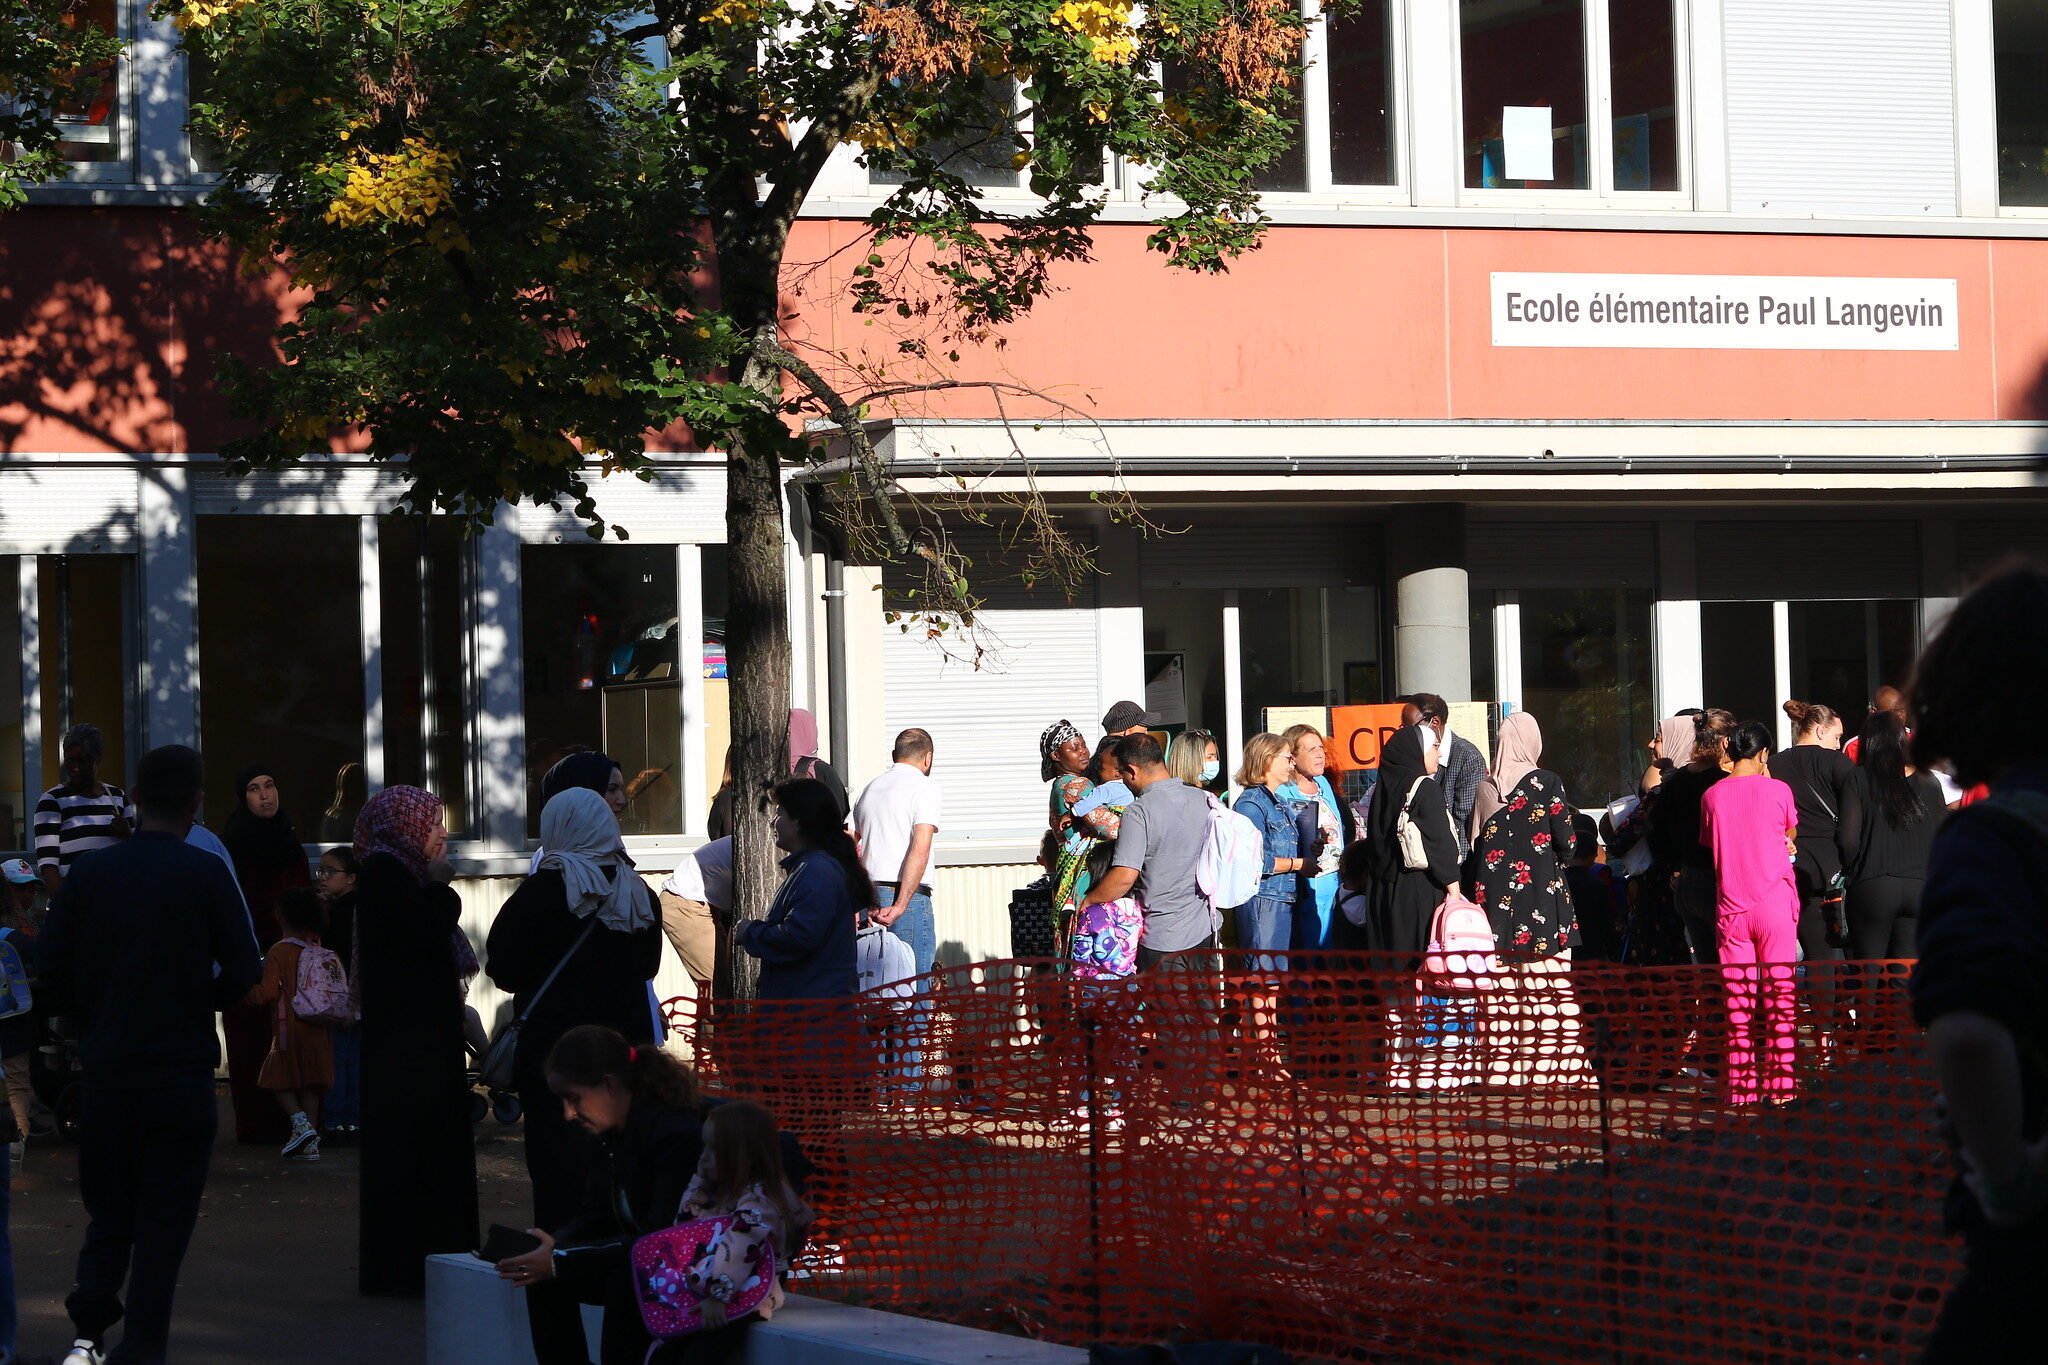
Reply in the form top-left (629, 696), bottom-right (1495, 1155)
top-left (537, 788), bottom-right (654, 932)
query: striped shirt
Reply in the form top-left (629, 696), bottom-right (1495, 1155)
top-left (35, 784), bottom-right (136, 878)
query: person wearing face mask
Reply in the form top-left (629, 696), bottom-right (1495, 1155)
top-left (354, 785), bottom-right (481, 1296)
top-left (220, 763), bottom-right (313, 1145)
top-left (1167, 730), bottom-right (1222, 793)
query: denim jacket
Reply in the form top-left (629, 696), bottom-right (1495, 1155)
top-left (1230, 785), bottom-right (1301, 910)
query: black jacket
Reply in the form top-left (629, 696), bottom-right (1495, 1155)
top-left (40, 828), bottom-right (262, 1089)
top-left (485, 868), bottom-right (663, 1068)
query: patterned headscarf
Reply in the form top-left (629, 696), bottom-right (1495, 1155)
top-left (353, 785), bottom-right (479, 980)
top-left (354, 786), bottom-right (443, 887)
top-left (1039, 720), bottom-right (1083, 784)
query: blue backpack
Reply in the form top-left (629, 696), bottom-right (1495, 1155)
top-left (0, 929), bottom-right (32, 1021)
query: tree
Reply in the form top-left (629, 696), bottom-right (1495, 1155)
top-left (170, 0), bottom-right (1316, 993)
top-left (2, 1), bottom-right (124, 208)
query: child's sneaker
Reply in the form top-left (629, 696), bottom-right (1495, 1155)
top-left (281, 1116), bottom-right (318, 1159)
top-left (287, 1136), bottom-right (321, 1163)
top-left (61, 1340), bottom-right (106, 1365)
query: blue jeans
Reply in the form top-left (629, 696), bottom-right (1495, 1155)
top-left (326, 1024), bottom-right (362, 1129)
top-left (873, 885), bottom-right (935, 1090)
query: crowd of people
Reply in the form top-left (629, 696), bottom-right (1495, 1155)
top-left (3, 564), bottom-right (2047, 1361)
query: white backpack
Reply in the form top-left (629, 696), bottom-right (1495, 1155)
top-left (1198, 793), bottom-right (1266, 911)
top-left (855, 915), bottom-right (918, 1007)
top-left (1394, 778), bottom-right (1434, 870)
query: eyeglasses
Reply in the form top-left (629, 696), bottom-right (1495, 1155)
top-left (314, 866), bottom-right (348, 879)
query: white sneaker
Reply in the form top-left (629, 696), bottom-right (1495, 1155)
top-left (281, 1123), bottom-right (318, 1159)
top-left (287, 1136), bottom-right (321, 1163)
top-left (63, 1340), bottom-right (106, 1365)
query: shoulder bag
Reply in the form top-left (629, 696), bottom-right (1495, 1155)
top-left (477, 919), bottom-right (597, 1092)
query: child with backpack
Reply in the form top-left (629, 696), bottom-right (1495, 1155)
top-left (244, 888), bottom-right (346, 1161)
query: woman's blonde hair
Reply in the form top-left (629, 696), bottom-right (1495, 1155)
top-left (1166, 729), bottom-right (1217, 787)
top-left (1280, 723), bottom-right (1324, 757)
top-left (1235, 732), bottom-right (1291, 790)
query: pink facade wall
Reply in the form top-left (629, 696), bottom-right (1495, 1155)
top-left (8, 208), bottom-right (2048, 456)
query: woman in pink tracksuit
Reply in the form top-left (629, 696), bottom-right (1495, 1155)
top-left (1698, 721), bottom-right (1802, 1105)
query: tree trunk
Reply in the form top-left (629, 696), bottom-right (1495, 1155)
top-left (722, 341), bottom-right (792, 1001)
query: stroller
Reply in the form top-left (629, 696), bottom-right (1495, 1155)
top-left (462, 1002), bottom-right (522, 1127)
top-left (30, 1010), bottom-right (83, 1140)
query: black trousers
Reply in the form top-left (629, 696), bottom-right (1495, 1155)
top-left (521, 1064), bottom-right (598, 1363)
top-left (527, 1269), bottom-right (649, 1365)
top-left (67, 1080), bottom-right (217, 1365)
top-left (1923, 1224), bottom-right (2048, 1363)
top-left (1846, 875), bottom-right (1921, 959)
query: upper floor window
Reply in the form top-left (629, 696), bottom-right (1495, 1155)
top-left (1994, 0), bottom-right (2048, 208)
top-left (1459, 0), bottom-right (1682, 198)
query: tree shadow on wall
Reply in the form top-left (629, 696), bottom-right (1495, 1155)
top-left (0, 207), bottom-right (291, 457)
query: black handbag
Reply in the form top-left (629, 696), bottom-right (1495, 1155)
top-left (477, 920), bottom-right (597, 1091)
top-left (1008, 876), bottom-right (1055, 958)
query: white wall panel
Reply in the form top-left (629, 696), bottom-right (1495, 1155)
top-left (1724, 0), bottom-right (1958, 215)
top-left (932, 862), bottom-right (1042, 966)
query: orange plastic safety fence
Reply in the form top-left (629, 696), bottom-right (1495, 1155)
top-left (664, 956), bottom-right (1950, 1364)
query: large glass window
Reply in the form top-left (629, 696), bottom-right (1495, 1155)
top-left (53, 0), bottom-right (125, 168)
top-left (1516, 585), bottom-right (1652, 807)
top-left (871, 78), bottom-right (1023, 190)
top-left (0, 558), bottom-right (23, 852)
top-left (197, 518), bottom-right (365, 839)
top-left (697, 548), bottom-right (730, 833)
top-left (522, 545), bottom-right (683, 838)
top-left (1460, 0), bottom-right (1681, 195)
top-left (1163, 62), bottom-right (1309, 194)
top-left (1238, 586), bottom-right (1383, 741)
top-left (36, 555), bottom-right (135, 797)
top-left (1994, 0), bottom-right (2048, 207)
top-left (379, 517), bottom-right (474, 840)
top-left (1327, 0), bottom-right (1398, 186)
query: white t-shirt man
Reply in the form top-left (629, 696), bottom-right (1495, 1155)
top-left (660, 836), bottom-right (733, 912)
top-left (854, 762), bottom-right (943, 890)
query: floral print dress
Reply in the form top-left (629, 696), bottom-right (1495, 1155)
top-left (1471, 770), bottom-right (1580, 962)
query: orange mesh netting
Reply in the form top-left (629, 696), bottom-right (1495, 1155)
top-left (664, 956), bottom-right (1951, 1363)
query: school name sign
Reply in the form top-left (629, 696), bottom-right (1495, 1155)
top-left (1490, 272), bottom-right (1959, 351)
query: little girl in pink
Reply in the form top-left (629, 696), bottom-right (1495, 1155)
top-left (1698, 721), bottom-right (1802, 1104)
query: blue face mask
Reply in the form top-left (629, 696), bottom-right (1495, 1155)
top-left (1201, 760), bottom-right (1221, 783)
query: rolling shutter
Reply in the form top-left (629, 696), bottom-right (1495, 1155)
top-left (1697, 520), bottom-right (1919, 600)
top-left (882, 605), bottom-right (1104, 841)
top-left (1467, 521), bottom-right (1656, 590)
top-left (0, 468), bottom-right (137, 553)
top-left (1723, 0), bottom-right (1958, 216)
top-left (1141, 523), bottom-right (1378, 589)
top-left (1959, 520), bottom-right (2048, 582)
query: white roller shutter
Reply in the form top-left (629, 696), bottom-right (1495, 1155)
top-left (1723, 0), bottom-right (1958, 215)
top-left (882, 606), bottom-right (1103, 841)
top-left (510, 464), bottom-right (727, 543)
top-left (0, 467), bottom-right (137, 553)
top-left (194, 466), bottom-right (412, 515)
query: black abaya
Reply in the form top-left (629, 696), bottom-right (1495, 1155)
top-left (1362, 729), bottom-right (1463, 960)
top-left (357, 852), bottom-right (478, 1295)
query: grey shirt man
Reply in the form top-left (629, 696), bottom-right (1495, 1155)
top-left (1110, 777), bottom-right (1214, 952)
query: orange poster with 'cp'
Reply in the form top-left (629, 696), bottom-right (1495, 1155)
top-left (1327, 704), bottom-right (1410, 776)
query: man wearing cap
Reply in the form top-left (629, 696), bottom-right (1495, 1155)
top-left (34, 724), bottom-right (136, 897)
top-left (1102, 701), bottom-right (1160, 739)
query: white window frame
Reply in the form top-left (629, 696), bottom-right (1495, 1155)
top-left (44, 0), bottom-right (139, 184)
top-left (1453, 0), bottom-right (1693, 211)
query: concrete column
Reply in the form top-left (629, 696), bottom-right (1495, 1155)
top-left (1092, 522), bottom-right (1147, 732)
top-left (1388, 503), bottom-right (1471, 700)
top-left (138, 463), bottom-right (198, 750)
top-left (1920, 518), bottom-right (1959, 643)
top-left (475, 506), bottom-right (528, 852)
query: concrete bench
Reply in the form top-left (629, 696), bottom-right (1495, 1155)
top-left (426, 1252), bottom-right (1088, 1364)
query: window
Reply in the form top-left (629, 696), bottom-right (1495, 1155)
top-left (379, 517), bottom-right (475, 840)
top-left (522, 545), bottom-right (684, 837)
top-left (36, 555), bottom-right (136, 797)
top-left (1516, 585), bottom-right (1652, 807)
top-left (697, 548), bottom-right (730, 836)
top-left (1237, 585), bottom-right (1384, 740)
top-left (1994, 0), bottom-right (2048, 207)
top-left (54, 0), bottom-right (128, 174)
top-left (0, 559), bottom-right (23, 852)
top-left (196, 517), bottom-right (365, 841)
top-left (1459, 0), bottom-right (1682, 197)
top-left (871, 78), bottom-right (1024, 190)
top-left (1326, 0), bottom-right (1399, 186)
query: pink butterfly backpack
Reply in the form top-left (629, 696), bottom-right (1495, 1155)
top-left (1420, 891), bottom-right (1501, 995)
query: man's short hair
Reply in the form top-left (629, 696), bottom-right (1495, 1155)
top-left (1111, 733), bottom-right (1166, 771)
top-left (133, 745), bottom-right (204, 820)
top-left (892, 728), bottom-right (934, 762)
top-left (1412, 693), bottom-right (1449, 723)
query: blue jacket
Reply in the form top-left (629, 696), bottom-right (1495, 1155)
top-left (737, 848), bottom-right (859, 1001)
top-left (1231, 786), bottom-right (1302, 913)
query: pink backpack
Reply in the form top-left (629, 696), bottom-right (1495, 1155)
top-left (1420, 892), bottom-right (1499, 995)
top-left (289, 939), bottom-right (353, 1025)
top-left (633, 1214), bottom-right (776, 1338)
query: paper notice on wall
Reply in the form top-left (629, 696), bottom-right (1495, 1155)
top-left (1261, 707), bottom-right (1330, 741)
top-left (1447, 701), bottom-right (1493, 771)
top-left (1501, 106), bottom-right (1553, 181)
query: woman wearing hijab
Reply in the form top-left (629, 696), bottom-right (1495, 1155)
top-left (1470, 713), bottom-right (1579, 963)
top-left (1470, 714), bottom-right (1587, 1086)
top-left (488, 787), bottom-right (662, 1364)
top-left (355, 785), bottom-right (480, 1296)
top-left (540, 750), bottom-right (628, 818)
top-left (1621, 716), bottom-right (1710, 967)
top-left (787, 708), bottom-right (848, 818)
top-left (1361, 726), bottom-right (1464, 960)
top-left (221, 763), bottom-right (312, 1144)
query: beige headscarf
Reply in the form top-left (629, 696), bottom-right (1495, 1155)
top-left (1471, 711), bottom-right (1544, 838)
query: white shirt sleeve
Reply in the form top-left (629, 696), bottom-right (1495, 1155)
top-left (915, 778), bottom-right (942, 831)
